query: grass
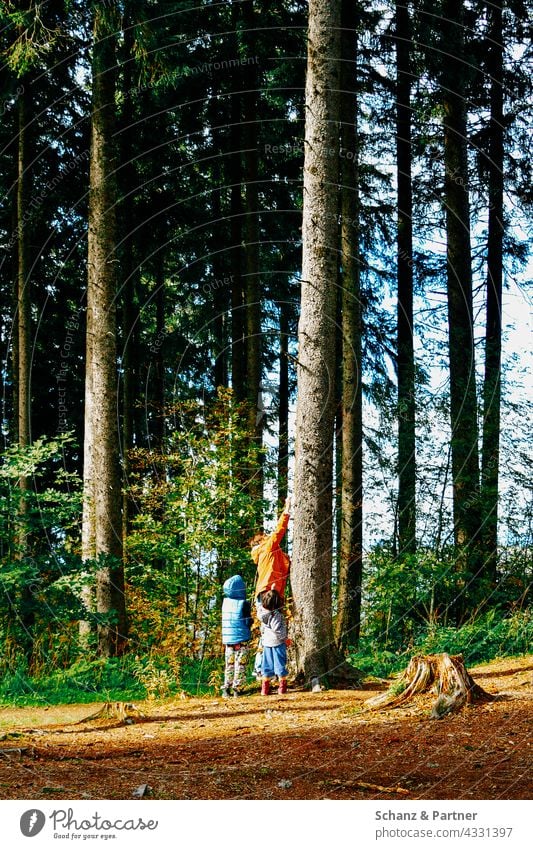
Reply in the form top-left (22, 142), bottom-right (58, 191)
top-left (0, 655), bottom-right (222, 707)
top-left (0, 610), bottom-right (530, 706)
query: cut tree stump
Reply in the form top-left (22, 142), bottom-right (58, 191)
top-left (366, 653), bottom-right (496, 719)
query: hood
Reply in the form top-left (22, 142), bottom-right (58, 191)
top-left (223, 574), bottom-right (247, 600)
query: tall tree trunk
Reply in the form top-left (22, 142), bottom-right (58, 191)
top-left (121, 265), bottom-right (138, 541)
top-left (292, 0), bottom-right (346, 684)
top-left (335, 0), bottom-right (363, 652)
top-left (243, 0), bottom-right (263, 499)
top-left (120, 0), bottom-right (141, 542)
top-left (396, 0), bottom-right (416, 555)
top-left (16, 87), bottom-right (31, 550)
top-left (16, 81), bottom-right (35, 659)
top-left (152, 260), bottom-right (165, 453)
top-left (207, 70), bottom-right (230, 390)
top-left (278, 301), bottom-right (290, 510)
top-left (84, 1), bottom-right (127, 657)
top-left (229, 0), bottom-right (246, 401)
top-left (334, 283), bottom-right (342, 572)
top-left (210, 163), bottom-right (229, 390)
top-left (481, 0), bottom-right (504, 583)
top-left (442, 0), bottom-right (481, 619)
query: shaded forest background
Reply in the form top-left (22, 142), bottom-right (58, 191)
top-left (0, 0), bottom-right (531, 699)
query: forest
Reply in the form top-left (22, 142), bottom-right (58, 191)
top-left (0, 0), bottom-right (531, 712)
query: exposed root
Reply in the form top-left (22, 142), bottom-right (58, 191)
top-left (76, 702), bottom-right (145, 724)
top-left (291, 658), bottom-right (364, 690)
top-left (366, 653), bottom-right (496, 719)
top-left (324, 659), bottom-right (365, 688)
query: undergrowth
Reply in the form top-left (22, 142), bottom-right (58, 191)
top-left (0, 611), bottom-right (530, 706)
top-left (0, 656), bottom-right (221, 707)
top-left (350, 610), bottom-right (532, 678)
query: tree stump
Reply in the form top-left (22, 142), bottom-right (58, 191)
top-left (366, 653), bottom-right (496, 719)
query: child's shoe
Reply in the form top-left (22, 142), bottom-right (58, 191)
top-left (221, 687), bottom-right (231, 699)
top-left (261, 679), bottom-right (271, 696)
top-left (233, 689), bottom-right (241, 698)
top-left (278, 678), bottom-right (287, 695)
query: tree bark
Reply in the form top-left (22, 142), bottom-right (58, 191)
top-left (335, 0), bottom-right (363, 652)
top-left (151, 260), bottom-right (165, 453)
top-left (120, 0), bottom-right (141, 541)
top-left (242, 0), bottom-right (263, 501)
top-left (84, 1), bottom-right (127, 657)
top-left (481, 0), bottom-right (504, 583)
top-left (278, 301), bottom-right (290, 510)
top-left (210, 159), bottom-right (229, 390)
top-left (292, 0), bottom-right (347, 684)
top-left (442, 0), bottom-right (481, 619)
top-left (229, 0), bottom-right (246, 401)
top-left (15, 79), bottom-right (35, 659)
top-left (16, 86), bottom-right (31, 556)
top-left (396, 0), bottom-right (416, 555)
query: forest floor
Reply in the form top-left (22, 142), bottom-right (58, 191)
top-left (0, 655), bottom-right (531, 801)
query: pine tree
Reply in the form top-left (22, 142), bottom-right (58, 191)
top-left (83, 0), bottom-right (127, 656)
top-left (441, 0), bottom-right (482, 616)
top-left (335, 0), bottom-right (363, 652)
top-left (481, 0), bottom-right (504, 581)
top-left (292, 0), bottom-right (357, 683)
top-left (396, 0), bottom-right (416, 555)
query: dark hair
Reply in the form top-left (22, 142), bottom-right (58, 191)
top-left (261, 589), bottom-right (283, 611)
top-left (249, 532), bottom-right (266, 547)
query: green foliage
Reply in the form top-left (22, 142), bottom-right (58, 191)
top-left (131, 653), bottom-right (181, 700)
top-left (0, 654), bottom-right (227, 705)
top-left (0, 433), bottom-right (83, 667)
top-left (126, 388), bottom-right (269, 660)
top-left (0, 657), bottom-right (145, 706)
top-left (350, 610), bottom-right (533, 678)
top-left (0, 1), bottom-right (65, 75)
top-left (361, 547), bottom-right (458, 649)
top-left (360, 545), bottom-right (531, 651)
top-left (0, 432), bottom-right (82, 550)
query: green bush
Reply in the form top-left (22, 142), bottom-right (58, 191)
top-left (0, 653), bottom-right (226, 706)
top-left (0, 658), bottom-right (144, 706)
top-left (350, 610), bottom-right (533, 678)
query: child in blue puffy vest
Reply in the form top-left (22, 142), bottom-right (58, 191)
top-left (221, 575), bottom-right (252, 698)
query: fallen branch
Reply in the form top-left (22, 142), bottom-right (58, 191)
top-left (366, 653), bottom-right (496, 719)
top-left (331, 779), bottom-right (409, 795)
top-left (0, 747), bottom-right (30, 759)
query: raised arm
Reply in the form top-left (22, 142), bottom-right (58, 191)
top-left (269, 497), bottom-right (291, 548)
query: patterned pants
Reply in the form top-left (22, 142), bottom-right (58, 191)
top-left (224, 644), bottom-right (249, 689)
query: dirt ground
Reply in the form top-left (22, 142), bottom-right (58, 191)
top-left (1, 655), bottom-right (531, 800)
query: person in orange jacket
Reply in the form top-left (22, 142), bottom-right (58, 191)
top-left (250, 497), bottom-right (291, 601)
top-left (251, 498), bottom-right (292, 681)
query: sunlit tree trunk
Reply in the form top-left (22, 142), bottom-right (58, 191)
top-left (84, 1), bottom-right (127, 656)
top-left (292, 0), bottom-right (349, 683)
top-left (278, 301), bottom-right (290, 510)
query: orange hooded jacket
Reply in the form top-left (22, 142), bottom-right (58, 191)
top-left (252, 510), bottom-right (290, 599)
